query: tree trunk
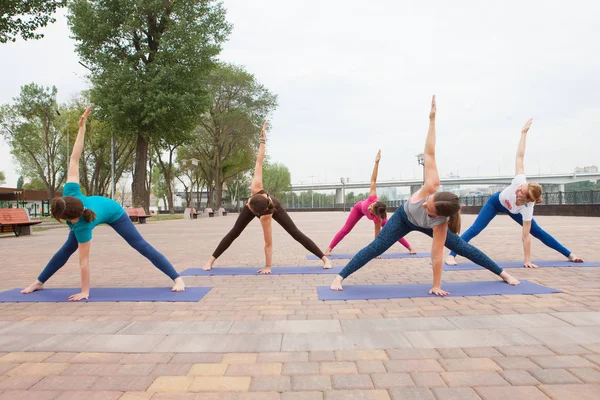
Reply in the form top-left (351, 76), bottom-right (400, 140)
top-left (206, 187), bottom-right (214, 209)
top-left (215, 159), bottom-right (223, 209)
top-left (132, 133), bottom-right (149, 212)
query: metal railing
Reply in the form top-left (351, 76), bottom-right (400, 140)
top-left (461, 190), bottom-right (600, 206)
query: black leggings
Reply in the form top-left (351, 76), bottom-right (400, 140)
top-left (212, 205), bottom-right (325, 259)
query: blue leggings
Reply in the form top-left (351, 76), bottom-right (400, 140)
top-left (449, 192), bottom-right (571, 258)
top-left (38, 213), bottom-right (179, 283)
top-left (338, 206), bottom-right (504, 279)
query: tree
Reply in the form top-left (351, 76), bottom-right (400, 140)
top-left (23, 178), bottom-right (47, 191)
top-left (0, 171), bottom-right (5, 185)
top-left (151, 165), bottom-right (169, 210)
top-left (68, 0), bottom-right (232, 212)
top-left (0, 0), bottom-right (66, 43)
top-left (262, 162), bottom-right (291, 199)
top-left (224, 173), bottom-right (250, 208)
top-left (0, 83), bottom-right (66, 198)
top-left (195, 63), bottom-right (277, 209)
top-left (16, 175), bottom-right (23, 189)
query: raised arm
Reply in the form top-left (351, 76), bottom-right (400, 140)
top-left (67, 107), bottom-right (92, 184)
top-left (515, 118), bottom-right (532, 175)
top-left (419, 96), bottom-right (440, 198)
top-left (369, 150), bottom-right (381, 196)
top-left (250, 121), bottom-right (268, 195)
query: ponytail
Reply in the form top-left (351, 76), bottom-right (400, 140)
top-left (82, 208), bottom-right (97, 223)
top-left (447, 208), bottom-right (461, 234)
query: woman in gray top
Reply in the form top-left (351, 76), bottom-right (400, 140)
top-left (330, 96), bottom-right (519, 296)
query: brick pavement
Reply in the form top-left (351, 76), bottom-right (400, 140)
top-left (0, 212), bottom-right (598, 399)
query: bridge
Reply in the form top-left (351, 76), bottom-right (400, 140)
top-left (289, 172), bottom-right (600, 203)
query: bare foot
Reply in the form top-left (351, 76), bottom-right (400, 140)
top-left (330, 275), bottom-right (344, 291)
top-left (409, 248), bottom-right (417, 255)
top-left (21, 280), bottom-right (44, 294)
top-left (202, 257), bottom-right (215, 271)
top-left (257, 267), bottom-right (272, 274)
top-left (324, 247), bottom-right (332, 256)
top-left (568, 254), bottom-right (584, 263)
top-left (322, 257), bottom-right (333, 269)
top-left (376, 256), bottom-right (382, 259)
top-left (445, 255), bottom-right (457, 266)
top-left (523, 262), bottom-right (539, 268)
top-left (172, 277), bottom-right (185, 292)
top-left (500, 271), bottom-right (520, 286)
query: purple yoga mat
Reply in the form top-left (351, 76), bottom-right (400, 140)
top-left (444, 260), bottom-right (600, 271)
top-left (0, 287), bottom-right (211, 303)
top-left (317, 280), bottom-right (560, 300)
top-left (307, 252), bottom-right (431, 260)
top-left (181, 266), bottom-right (344, 276)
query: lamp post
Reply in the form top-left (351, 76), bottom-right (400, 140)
top-left (309, 175), bottom-right (315, 209)
top-left (340, 177), bottom-right (349, 213)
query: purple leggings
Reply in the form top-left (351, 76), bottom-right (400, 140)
top-left (329, 203), bottom-right (412, 250)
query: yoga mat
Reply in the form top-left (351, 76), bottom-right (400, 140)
top-left (444, 260), bottom-right (600, 271)
top-left (307, 252), bottom-right (431, 260)
top-left (181, 266), bottom-right (344, 276)
top-left (0, 287), bottom-right (211, 303)
top-left (317, 280), bottom-right (560, 300)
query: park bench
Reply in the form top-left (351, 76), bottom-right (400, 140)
top-left (184, 208), bottom-right (200, 219)
top-left (126, 207), bottom-right (152, 224)
top-left (219, 207), bottom-right (228, 217)
top-left (205, 207), bottom-right (215, 217)
top-left (0, 208), bottom-right (42, 237)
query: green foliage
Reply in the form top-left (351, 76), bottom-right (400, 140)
top-left (16, 175), bottom-right (23, 188)
top-left (0, 83), bottom-right (66, 197)
top-left (263, 162), bottom-right (291, 199)
top-left (191, 62), bottom-right (278, 208)
top-left (22, 178), bottom-right (46, 191)
top-left (0, 0), bottom-right (66, 43)
top-left (68, 0), bottom-right (232, 208)
top-left (379, 194), bottom-right (390, 202)
top-left (0, 171), bottom-right (5, 185)
top-left (566, 181), bottom-right (600, 191)
top-left (151, 165), bottom-right (169, 209)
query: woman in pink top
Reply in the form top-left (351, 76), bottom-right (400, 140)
top-left (325, 150), bottom-right (415, 256)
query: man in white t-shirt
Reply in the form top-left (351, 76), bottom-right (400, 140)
top-left (446, 119), bottom-right (583, 267)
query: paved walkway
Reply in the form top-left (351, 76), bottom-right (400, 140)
top-left (0, 212), bottom-right (598, 399)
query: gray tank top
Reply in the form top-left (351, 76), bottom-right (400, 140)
top-left (404, 196), bottom-right (448, 229)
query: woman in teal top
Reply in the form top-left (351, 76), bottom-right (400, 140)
top-left (21, 107), bottom-right (185, 300)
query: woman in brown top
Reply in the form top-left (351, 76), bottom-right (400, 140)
top-left (202, 122), bottom-right (332, 274)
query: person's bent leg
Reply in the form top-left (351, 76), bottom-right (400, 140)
top-left (332, 209), bottom-right (412, 290)
top-left (443, 230), bottom-right (519, 285)
top-left (109, 214), bottom-right (182, 287)
top-left (328, 204), bottom-right (363, 251)
top-left (448, 195), bottom-right (500, 258)
top-left (38, 231), bottom-right (79, 283)
top-left (273, 208), bottom-right (326, 259)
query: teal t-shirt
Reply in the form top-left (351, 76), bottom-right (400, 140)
top-left (63, 183), bottom-right (125, 243)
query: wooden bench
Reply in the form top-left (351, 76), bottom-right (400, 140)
top-left (0, 208), bottom-right (42, 237)
top-left (126, 207), bottom-right (152, 224)
top-left (219, 208), bottom-right (228, 217)
top-left (205, 208), bottom-right (215, 218)
top-left (184, 208), bottom-right (200, 219)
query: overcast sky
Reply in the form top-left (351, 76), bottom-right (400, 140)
top-left (1, 0), bottom-right (598, 189)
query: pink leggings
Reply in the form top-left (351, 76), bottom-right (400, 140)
top-left (329, 204), bottom-right (412, 250)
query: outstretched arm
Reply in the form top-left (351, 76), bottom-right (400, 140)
top-left (369, 150), bottom-right (381, 196)
top-left (68, 241), bottom-right (91, 301)
top-left (418, 96), bottom-right (440, 199)
top-left (67, 107), bottom-right (92, 184)
top-left (515, 118), bottom-right (532, 175)
top-left (250, 121), bottom-right (268, 195)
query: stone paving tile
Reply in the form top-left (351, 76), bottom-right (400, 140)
top-left (440, 372), bottom-right (509, 387)
top-left (384, 360), bottom-right (443, 373)
top-left (356, 361), bottom-right (387, 374)
top-left (250, 376), bottom-right (291, 392)
top-left (431, 387), bottom-right (481, 400)
top-left (371, 373), bottom-right (414, 389)
top-left (530, 369), bottom-right (582, 384)
top-left (281, 392), bottom-right (323, 400)
top-left (0, 375), bottom-right (43, 390)
top-left (56, 391), bottom-right (123, 400)
top-left (439, 358), bottom-right (500, 372)
top-left (186, 363), bottom-right (228, 376)
top-left (0, 391), bottom-right (61, 400)
top-left (461, 347), bottom-right (503, 358)
top-left (530, 355), bottom-right (597, 369)
top-left (410, 372), bottom-right (447, 388)
top-left (61, 363), bottom-right (121, 376)
top-left (291, 375), bottom-right (332, 391)
top-left (189, 376), bottom-right (251, 392)
top-left (474, 386), bottom-right (549, 400)
top-left (146, 376), bottom-right (194, 392)
top-left (388, 388), bottom-right (435, 400)
top-left (331, 374), bottom-right (374, 390)
top-left (30, 376), bottom-right (98, 391)
top-left (500, 370), bottom-right (541, 386)
top-left (495, 346), bottom-right (555, 357)
top-left (324, 390), bottom-right (391, 400)
top-left (568, 368), bottom-right (600, 383)
top-left (539, 384), bottom-right (600, 400)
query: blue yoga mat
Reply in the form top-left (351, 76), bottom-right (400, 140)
top-left (0, 287), bottom-right (211, 303)
top-left (317, 280), bottom-right (560, 300)
top-left (307, 252), bottom-right (431, 260)
top-left (181, 266), bottom-right (344, 276)
top-left (444, 260), bottom-right (600, 271)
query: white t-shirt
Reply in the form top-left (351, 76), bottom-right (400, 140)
top-left (498, 174), bottom-right (535, 221)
